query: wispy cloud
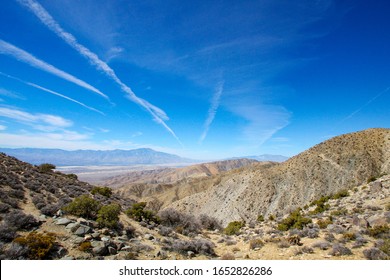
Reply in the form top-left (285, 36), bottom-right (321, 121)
top-left (199, 80), bottom-right (224, 143)
top-left (0, 124), bottom-right (6, 131)
top-left (0, 39), bottom-right (109, 100)
top-left (0, 88), bottom-right (25, 100)
top-left (0, 72), bottom-right (104, 115)
top-left (17, 0), bottom-right (181, 145)
top-left (342, 86), bottom-right (390, 122)
top-left (0, 106), bottom-right (72, 129)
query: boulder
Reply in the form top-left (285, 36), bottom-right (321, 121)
top-left (367, 215), bottom-right (388, 227)
top-left (66, 222), bottom-right (80, 233)
top-left (369, 182), bottom-right (382, 193)
top-left (74, 225), bottom-right (92, 236)
top-left (56, 218), bottom-right (73, 226)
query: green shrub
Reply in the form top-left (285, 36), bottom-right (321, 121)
top-left (91, 186), bottom-right (112, 198)
top-left (332, 190), bottom-right (349, 200)
top-left (369, 225), bottom-right (390, 239)
top-left (125, 202), bottom-right (159, 223)
top-left (66, 173), bottom-right (78, 180)
top-left (97, 204), bottom-right (121, 229)
top-left (79, 241), bottom-right (92, 252)
top-left (277, 208), bottom-right (312, 231)
top-left (268, 215), bottom-right (275, 221)
top-left (317, 218), bottom-right (333, 229)
top-left (14, 232), bottom-right (56, 259)
top-left (331, 209), bottom-right (348, 216)
top-left (38, 163), bottom-right (56, 173)
top-left (310, 196), bottom-right (330, 215)
top-left (367, 176), bottom-right (377, 183)
top-left (62, 195), bottom-right (101, 219)
top-left (224, 221), bottom-right (245, 236)
top-left (257, 215), bottom-right (265, 223)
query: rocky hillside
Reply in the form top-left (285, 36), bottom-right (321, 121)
top-left (169, 128), bottom-right (390, 225)
top-left (104, 158), bottom-right (259, 188)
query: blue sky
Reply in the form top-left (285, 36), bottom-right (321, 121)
top-left (0, 0), bottom-right (389, 160)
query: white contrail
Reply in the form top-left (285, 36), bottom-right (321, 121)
top-left (17, 0), bottom-right (181, 144)
top-left (0, 39), bottom-right (109, 100)
top-left (199, 81), bottom-right (224, 144)
top-left (342, 87), bottom-right (390, 122)
top-left (0, 72), bottom-right (104, 115)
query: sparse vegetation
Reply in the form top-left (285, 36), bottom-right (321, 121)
top-left (38, 163), bottom-right (56, 173)
top-left (91, 186), bottom-right (112, 198)
top-left (79, 241), bottom-right (92, 252)
top-left (277, 209), bottom-right (312, 231)
top-left (4, 210), bottom-right (40, 230)
top-left (257, 215), bottom-right (265, 223)
top-left (332, 189), bottom-right (349, 200)
top-left (368, 225), bottom-right (390, 239)
top-left (317, 217), bottom-right (333, 229)
top-left (97, 204), bottom-right (121, 229)
top-left (62, 195), bottom-right (101, 219)
top-left (224, 221), bottom-right (245, 236)
top-left (249, 239), bottom-right (264, 250)
top-left (13, 232), bottom-right (56, 259)
top-left (126, 202), bottom-right (159, 224)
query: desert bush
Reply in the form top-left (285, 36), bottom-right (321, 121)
top-left (330, 243), bottom-right (352, 256)
top-left (367, 176), bottom-right (377, 183)
top-left (66, 173), bottom-right (78, 180)
top-left (309, 196), bottom-right (331, 215)
top-left (91, 186), bottom-right (112, 198)
top-left (368, 225), bottom-right (390, 239)
top-left (278, 239), bottom-right (291, 249)
top-left (249, 239), bottom-right (264, 250)
top-left (268, 215), bottom-right (275, 221)
top-left (167, 238), bottom-right (215, 256)
top-left (3, 242), bottom-right (29, 260)
top-left (199, 214), bottom-right (222, 231)
top-left (313, 241), bottom-right (331, 250)
top-left (342, 232), bottom-right (357, 242)
top-left (159, 226), bottom-right (173, 237)
top-left (224, 221), bottom-right (245, 236)
top-left (277, 209), bottom-right (312, 231)
top-left (124, 225), bottom-right (136, 239)
top-left (79, 241), bottom-right (92, 252)
top-left (9, 189), bottom-right (25, 200)
top-left (126, 202), bottom-right (159, 224)
top-left (14, 231), bottom-right (56, 259)
top-left (317, 217), bottom-right (333, 229)
top-left (4, 210), bottom-right (40, 230)
top-left (40, 204), bottom-right (60, 217)
top-left (97, 204), bottom-right (121, 229)
top-left (159, 208), bottom-right (200, 235)
top-left (0, 224), bottom-right (17, 242)
top-left (352, 237), bottom-right (368, 249)
top-left (0, 203), bottom-right (10, 213)
top-left (147, 198), bottom-right (164, 213)
top-left (257, 215), bottom-right (265, 223)
top-left (38, 163), bottom-right (56, 173)
top-left (363, 248), bottom-right (389, 260)
top-left (294, 246), bottom-right (314, 256)
top-left (62, 195), bottom-right (101, 219)
top-left (332, 190), bottom-right (349, 200)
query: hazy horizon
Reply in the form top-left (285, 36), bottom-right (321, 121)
top-left (0, 0), bottom-right (389, 160)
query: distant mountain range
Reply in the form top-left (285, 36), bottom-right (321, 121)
top-left (0, 148), bottom-right (195, 166)
top-left (0, 147), bottom-right (288, 166)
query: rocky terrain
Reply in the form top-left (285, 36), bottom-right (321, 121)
top-left (0, 128), bottom-right (389, 260)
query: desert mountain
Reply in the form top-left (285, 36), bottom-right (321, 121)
top-left (229, 154), bottom-right (289, 162)
top-left (0, 148), bottom-right (194, 166)
top-left (167, 128), bottom-right (390, 225)
top-left (103, 158), bottom-right (260, 188)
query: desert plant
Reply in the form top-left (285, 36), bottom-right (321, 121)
top-left (62, 195), bottom-right (101, 219)
top-left (38, 163), bottom-right (56, 173)
top-left (224, 221), bottom-right (245, 236)
top-left (330, 243), bottom-right (352, 256)
top-left (257, 215), bottom-right (265, 223)
top-left (0, 224), bottom-right (17, 242)
top-left (363, 248), bottom-right (389, 260)
top-left (249, 239), bottom-right (264, 250)
top-left (277, 209), bottom-right (312, 231)
top-left (91, 186), bottom-right (112, 198)
top-left (368, 225), bottom-right (390, 239)
top-left (332, 189), bottom-right (349, 200)
top-left (79, 241), bottom-right (92, 252)
top-left (317, 217), bottom-right (333, 229)
top-left (221, 253), bottom-right (235, 260)
top-left (126, 202), bottom-right (159, 224)
top-left (159, 208), bottom-right (200, 235)
top-left (4, 210), bottom-right (40, 230)
top-left (96, 204), bottom-right (121, 229)
top-left (13, 231), bottom-right (56, 259)
top-left (342, 232), bottom-right (357, 242)
top-left (199, 214), bottom-right (222, 231)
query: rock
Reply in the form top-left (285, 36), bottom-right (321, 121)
top-left (74, 225), bottom-right (92, 236)
top-left (61, 256), bottom-right (75, 260)
top-left (187, 251), bottom-right (195, 258)
top-left (156, 250), bottom-right (168, 259)
top-left (121, 246), bottom-right (132, 252)
top-left (93, 245), bottom-right (108, 256)
top-left (144, 234), bottom-right (155, 240)
top-left (352, 216), bottom-right (368, 228)
top-left (73, 237), bottom-right (85, 245)
top-left (101, 236), bottom-right (111, 243)
top-left (56, 218), bottom-right (73, 226)
top-left (39, 215), bottom-right (47, 222)
top-left (108, 246), bottom-right (117, 255)
top-left (367, 215), bottom-right (388, 227)
top-left (84, 235), bottom-right (93, 241)
top-left (92, 232), bottom-right (101, 239)
top-left (66, 223), bottom-right (80, 233)
top-left (56, 210), bottom-right (64, 216)
top-left (369, 182), bottom-right (382, 193)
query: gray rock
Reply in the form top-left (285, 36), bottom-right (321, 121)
top-left (108, 246), bottom-right (117, 255)
top-left (93, 245), bottom-right (108, 256)
top-left (145, 234), bottom-right (155, 240)
top-left (74, 225), bottom-right (92, 236)
top-left (369, 182), bottom-right (382, 193)
top-left (61, 256), bottom-right (75, 260)
top-left (187, 251), bottom-right (195, 258)
top-left (56, 218), bottom-right (73, 226)
top-left (73, 237), bottom-right (85, 245)
top-left (92, 232), bottom-right (101, 239)
top-left (156, 250), bottom-right (168, 259)
top-left (66, 222), bottom-right (80, 233)
top-left (367, 215), bottom-right (388, 227)
top-left (121, 246), bottom-right (132, 252)
top-left (101, 236), bottom-right (111, 243)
